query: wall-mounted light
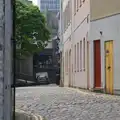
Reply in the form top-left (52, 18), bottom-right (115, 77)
top-left (100, 31), bottom-right (102, 35)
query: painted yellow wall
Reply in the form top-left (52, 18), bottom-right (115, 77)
top-left (90, 0), bottom-right (120, 21)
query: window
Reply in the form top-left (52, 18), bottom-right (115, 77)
top-left (65, 6), bottom-right (68, 31)
top-left (74, 0), bottom-right (76, 14)
top-left (66, 4), bottom-right (68, 26)
top-left (83, 38), bottom-right (85, 70)
top-left (65, 8), bottom-right (67, 29)
top-left (79, 0), bottom-right (82, 7)
top-left (77, 0), bottom-right (79, 11)
top-left (67, 51), bottom-right (69, 73)
top-left (74, 45), bottom-right (76, 72)
top-left (70, 0), bottom-right (72, 22)
top-left (77, 43), bottom-right (79, 72)
top-left (65, 51), bottom-right (68, 74)
top-left (65, 52), bottom-right (67, 73)
top-left (63, 11), bottom-right (66, 32)
top-left (68, 1), bottom-right (70, 25)
top-left (80, 41), bottom-right (82, 71)
top-left (64, 1), bottom-right (71, 31)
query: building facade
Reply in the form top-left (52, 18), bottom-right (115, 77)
top-left (39, 0), bottom-right (60, 13)
top-left (61, 0), bottom-right (90, 88)
top-left (89, 0), bottom-right (120, 94)
top-left (61, 0), bottom-right (120, 95)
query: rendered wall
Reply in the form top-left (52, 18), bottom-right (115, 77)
top-left (90, 0), bottom-right (120, 21)
top-left (89, 14), bottom-right (120, 94)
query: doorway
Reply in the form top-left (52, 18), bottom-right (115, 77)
top-left (94, 40), bottom-right (101, 88)
top-left (69, 50), bottom-right (71, 87)
top-left (105, 41), bottom-right (113, 94)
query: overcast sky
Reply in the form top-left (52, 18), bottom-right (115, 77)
top-left (32, 0), bottom-right (38, 5)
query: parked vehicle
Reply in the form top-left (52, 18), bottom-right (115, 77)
top-left (36, 72), bottom-right (50, 84)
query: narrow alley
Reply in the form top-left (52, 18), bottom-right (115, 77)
top-left (16, 86), bottom-right (120, 120)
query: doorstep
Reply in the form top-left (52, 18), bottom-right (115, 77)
top-left (92, 87), bottom-right (104, 93)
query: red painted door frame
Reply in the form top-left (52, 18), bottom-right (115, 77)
top-left (94, 40), bottom-right (101, 88)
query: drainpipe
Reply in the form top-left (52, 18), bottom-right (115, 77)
top-left (11, 0), bottom-right (16, 120)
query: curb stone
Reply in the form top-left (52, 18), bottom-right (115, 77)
top-left (65, 87), bottom-right (120, 100)
top-left (16, 109), bottom-right (43, 120)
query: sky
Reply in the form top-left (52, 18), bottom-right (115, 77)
top-left (32, 0), bottom-right (38, 5)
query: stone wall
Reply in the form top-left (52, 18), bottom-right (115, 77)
top-left (0, 0), bottom-right (4, 119)
top-left (0, 0), bottom-right (13, 120)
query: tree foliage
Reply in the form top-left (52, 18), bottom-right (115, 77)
top-left (16, 0), bottom-right (51, 59)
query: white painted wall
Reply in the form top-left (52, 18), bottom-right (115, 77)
top-left (71, 0), bottom-right (90, 88)
top-left (89, 14), bottom-right (120, 92)
top-left (63, 0), bottom-right (90, 88)
top-left (73, 19), bottom-right (89, 88)
top-left (73, 0), bottom-right (90, 31)
top-left (62, 0), bottom-right (72, 87)
top-left (63, 39), bottom-right (72, 86)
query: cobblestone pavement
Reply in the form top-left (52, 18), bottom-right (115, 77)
top-left (16, 85), bottom-right (120, 120)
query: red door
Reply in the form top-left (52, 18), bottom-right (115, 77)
top-left (94, 40), bottom-right (101, 88)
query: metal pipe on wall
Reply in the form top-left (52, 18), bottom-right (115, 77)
top-left (11, 0), bottom-right (16, 119)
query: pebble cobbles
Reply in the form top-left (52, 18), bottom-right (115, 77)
top-left (16, 86), bottom-right (120, 120)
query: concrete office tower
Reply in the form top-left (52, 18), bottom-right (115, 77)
top-left (39, 0), bottom-right (60, 13)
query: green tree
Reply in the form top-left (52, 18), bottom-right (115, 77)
top-left (16, 0), bottom-right (51, 59)
top-left (19, 0), bottom-right (32, 5)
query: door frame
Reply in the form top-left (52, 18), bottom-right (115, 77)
top-left (104, 40), bottom-right (114, 94)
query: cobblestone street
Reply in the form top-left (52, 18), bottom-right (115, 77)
top-left (16, 85), bottom-right (120, 120)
